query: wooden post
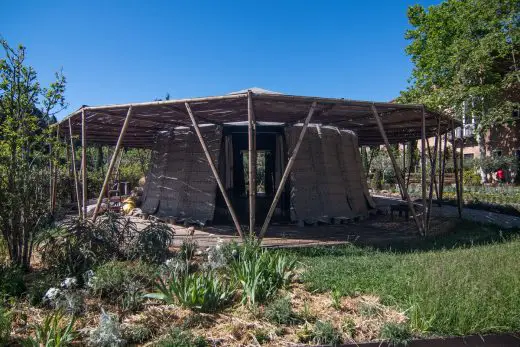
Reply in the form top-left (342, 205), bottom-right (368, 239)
top-left (439, 133), bottom-right (448, 203)
top-left (49, 141), bottom-right (54, 212)
top-left (451, 120), bottom-right (462, 218)
top-left (92, 106), bottom-right (133, 221)
top-left (371, 105), bottom-right (423, 234)
top-left (459, 137), bottom-right (464, 215)
top-left (421, 107), bottom-right (427, 231)
top-left (247, 90), bottom-right (256, 236)
top-left (81, 109), bottom-right (87, 218)
top-left (185, 102), bottom-right (244, 239)
top-left (426, 137), bottom-right (439, 201)
top-left (259, 102), bottom-right (317, 239)
top-left (425, 119), bottom-right (441, 233)
top-left (69, 119), bottom-right (82, 217)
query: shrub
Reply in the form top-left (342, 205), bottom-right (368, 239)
top-left (205, 239), bottom-right (240, 270)
top-left (179, 237), bottom-right (197, 261)
top-left (0, 305), bottom-right (11, 345)
top-left (0, 264), bottom-right (26, 297)
top-left (89, 261), bottom-right (157, 311)
top-left (231, 250), bottom-right (296, 306)
top-left (161, 257), bottom-right (189, 279)
top-left (310, 320), bottom-right (342, 346)
top-left (28, 276), bottom-right (57, 307)
top-left (36, 219), bottom-right (109, 276)
top-left (25, 311), bottom-right (77, 347)
top-left (264, 297), bottom-right (294, 325)
top-left (157, 327), bottom-right (208, 347)
top-left (87, 310), bottom-right (125, 347)
top-left (94, 212), bottom-right (138, 259)
top-left (121, 324), bottom-right (152, 344)
top-left (380, 322), bottom-right (412, 347)
top-left (146, 271), bottom-right (234, 313)
top-left (129, 222), bottom-right (174, 263)
top-left (43, 287), bottom-right (85, 316)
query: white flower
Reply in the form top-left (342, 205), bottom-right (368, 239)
top-left (43, 287), bottom-right (61, 302)
top-left (61, 277), bottom-right (77, 289)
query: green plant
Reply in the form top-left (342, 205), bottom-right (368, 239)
top-left (179, 237), bottom-right (198, 261)
top-left (129, 222), bottom-right (174, 263)
top-left (342, 318), bottom-right (356, 338)
top-left (299, 300), bottom-right (316, 323)
top-left (121, 324), bottom-right (152, 344)
top-left (0, 264), bottom-right (26, 297)
top-left (264, 297), bottom-right (294, 325)
top-left (231, 250), bottom-right (296, 306)
top-left (310, 320), bottom-right (342, 346)
top-left (252, 328), bottom-right (270, 344)
top-left (36, 219), bottom-right (106, 277)
top-left (157, 327), bottom-right (208, 347)
top-left (331, 289), bottom-right (342, 310)
top-left (146, 271), bottom-right (234, 313)
top-left (380, 322), bottom-right (412, 346)
top-left (24, 311), bottom-right (77, 347)
top-left (90, 261), bottom-right (156, 311)
top-left (0, 305), bottom-right (11, 345)
top-left (94, 212), bottom-right (138, 259)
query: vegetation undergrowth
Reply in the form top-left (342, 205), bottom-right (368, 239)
top-left (292, 221), bottom-right (520, 336)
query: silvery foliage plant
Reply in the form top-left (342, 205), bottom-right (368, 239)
top-left (88, 309), bottom-right (125, 347)
top-left (205, 238), bottom-right (234, 270)
top-left (42, 277), bottom-right (85, 315)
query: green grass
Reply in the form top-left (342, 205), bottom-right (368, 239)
top-left (289, 222), bottom-right (520, 336)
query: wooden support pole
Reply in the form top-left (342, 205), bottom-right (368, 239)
top-left (259, 102), bottom-right (317, 240)
top-left (49, 141), bottom-right (54, 212)
top-left (426, 119), bottom-right (441, 233)
top-left (372, 104), bottom-right (423, 234)
top-left (439, 133), bottom-right (448, 203)
top-left (185, 102), bottom-right (244, 239)
top-left (247, 90), bottom-right (256, 236)
top-left (426, 134), bottom-right (439, 201)
top-left (459, 137), bottom-right (464, 215)
top-left (81, 109), bottom-right (87, 219)
top-left (421, 107), bottom-right (427, 231)
top-left (69, 119), bottom-right (81, 217)
top-left (451, 120), bottom-right (462, 218)
top-left (92, 106), bottom-right (133, 221)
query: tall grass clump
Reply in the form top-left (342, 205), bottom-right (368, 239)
top-left (231, 242), bottom-right (297, 306)
top-left (146, 271), bottom-right (234, 313)
top-left (25, 311), bottom-right (77, 347)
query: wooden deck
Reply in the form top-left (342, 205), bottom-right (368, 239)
top-left (135, 213), bottom-right (458, 249)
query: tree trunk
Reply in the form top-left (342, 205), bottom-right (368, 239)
top-left (477, 129), bottom-right (487, 183)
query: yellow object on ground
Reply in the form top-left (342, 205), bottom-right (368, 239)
top-left (122, 197), bottom-right (136, 214)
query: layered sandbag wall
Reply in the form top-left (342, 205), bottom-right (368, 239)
top-left (141, 125), bottom-right (222, 224)
top-left (286, 125), bottom-right (375, 224)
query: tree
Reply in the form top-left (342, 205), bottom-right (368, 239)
top-left (0, 38), bottom-right (66, 269)
top-left (400, 0), bottom-right (520, 182)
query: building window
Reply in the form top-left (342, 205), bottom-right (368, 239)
top-left (463, 153), bottom-right (474, 160)
top-left (493, 149), bottom-right (503, 158)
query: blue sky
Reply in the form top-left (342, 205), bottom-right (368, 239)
top-left (1, 0), bottom-right (440, 119)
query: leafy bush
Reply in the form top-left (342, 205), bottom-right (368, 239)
top-left (310, 320), bottom-right (342, 346)
top-left (129, 222), bottom-right (174, 263)
top-left (157, 327), bottom-right (208, 347)
top-left (264, 297), bottom-right (295, 325)
top-left (0, 305), bottom-right (11, 345)
top-left (0, 264), bottom-right (26, 297)
top-left (94, 212), bottom-right (138, 259)
top-left (205, 239), bottom-right (239, 270)
top-left (88, 310), bottom-right (125, 347)
top-left (121, 324), bottom-right (152, 344)
top-left (231, 249), bottom-right (296, 306)
top-left (43, 287), bottom-right (85, 316)
top-left (89, 261), bottom-right (156, 311)
top-left (36, 218), bottom-right (110, 276)
top-left (25, 311), bottom-right (77, 347)
top-left (380, 322), bottom-right (412, 347)
top-left (146, 271), bottom-right (234, 313)
top-left (463, 169), bottom-right (481, 186)
top-left (179, 237), bottom-right (197, 261)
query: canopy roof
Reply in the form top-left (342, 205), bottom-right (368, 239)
top-left (58, 90), bottom-right (460, 148)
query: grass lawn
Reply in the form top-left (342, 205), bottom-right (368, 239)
top-left (288, 222), bottom-right (520, 337)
